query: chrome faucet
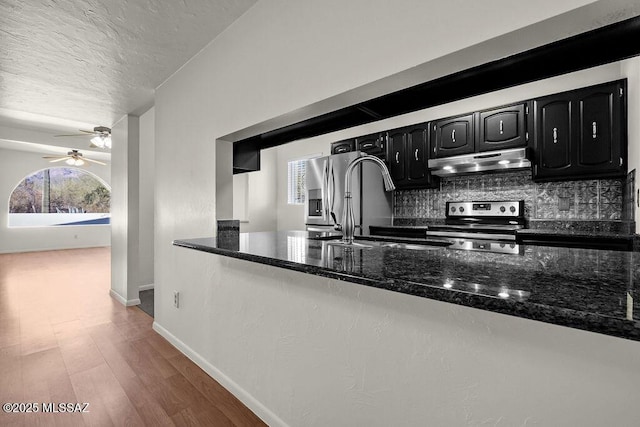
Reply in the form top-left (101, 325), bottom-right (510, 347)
top-left (339, 153), bottom-right (395, 244)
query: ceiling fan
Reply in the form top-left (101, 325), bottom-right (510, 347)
top-left (54, 126), bottom-right (112, 149)
top-left (43, 150), bottom-right (106, 166)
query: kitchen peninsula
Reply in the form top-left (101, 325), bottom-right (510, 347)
top-left (174, 230), bottom-right (640, 342)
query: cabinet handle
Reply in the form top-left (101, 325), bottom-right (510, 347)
top-left (414, 149), bottom-right (419, 161)
top-left (451, 129), bottom-right (456, 143)
top-left (553, 127), bottom-right (558, 144)
top-left (592, 121), bottom-right (597, 139)
top-left (362, 143), bottom-right (373, 148)
top-left (395, 152), bottom-right (400, 164)
top-left (499, 120), bottom-right (504, 134)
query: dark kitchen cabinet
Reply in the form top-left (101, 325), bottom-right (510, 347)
top-left (407, 124), bottom-right (435, 185)
top-left (331, 139), bottom-right (355, 154)
top-left (355, 132), bottom-right (386, 158)
top-left (576, 86), bottom-right (622, 171)
top-left (533, 95), bottom-right (573, 177)
top-left (387, 128), bottom-right (406, 182)
top-left (477, 103), bottom-right (529, 152)
top-left (387, 123), bottom-right (438, 189)
top-left (533, 80), bottom-right (626, 181)
top-left (431, 114), bottom-right (475, 158)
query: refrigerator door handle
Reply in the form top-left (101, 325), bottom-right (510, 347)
top-left (322, 159), bottom-right (329, 220)
top-left (328, 158), bottom-right (335, 218)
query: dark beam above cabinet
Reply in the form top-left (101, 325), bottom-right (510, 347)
top-left (233, 15), bottom-right (640, 173)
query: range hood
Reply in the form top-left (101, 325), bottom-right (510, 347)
top-left (428, 148), bottom-right (531, 177)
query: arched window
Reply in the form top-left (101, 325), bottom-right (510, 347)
top-left (8, 167), bottom-right (111, 227)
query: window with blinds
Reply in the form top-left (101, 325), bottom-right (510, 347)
top-left (287, 159), bottom-right (306, 205)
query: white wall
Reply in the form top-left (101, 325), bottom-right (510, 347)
top-left (139, 108), bottom-right (155, 289)
top-left (0, 147), bottom-right (111, 253)
top-left (154, 1), bottom-right (640, 426)
top-left (110, 115), bottom-right (141, 305)
top-left (157, 252), bottom-right (640, 427)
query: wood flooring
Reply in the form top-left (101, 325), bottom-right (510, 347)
top-left (0, 247), bottom-right (266, 426)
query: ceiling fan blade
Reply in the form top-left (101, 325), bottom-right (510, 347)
top-left (83, 157), bottom-right (107, 166)
top-left (47, 157), bottom-right (70, 163)
top-left (54, 129), bottom-right (97, 137)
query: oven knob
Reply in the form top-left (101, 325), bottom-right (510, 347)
top-left (451, 207), bottom-right (456, 213)
top-left (510, 206), bottom-right (516, 213)
top-left (459, 207), bottom-right (465, 213)
top-left (500, 206), bottom-right (506, 213)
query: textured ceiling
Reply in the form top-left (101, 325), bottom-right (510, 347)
top-left (0, 0), bottom-right (257, 133)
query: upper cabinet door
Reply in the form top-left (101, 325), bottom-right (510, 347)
top-left (432, 114), bottom-right (474, 158)
top-left (331, 139), bottom-right (354, 154)
top-left (355, 133), bottom-right (386, 157)
top-left (407, 125), bottom-right (428, 181)
top-left (478, 103), bottom-right (528, 152)
top-left (534, 96), bottom-right (572, 178)
top-left (576, 82), bottom-right (623, 173)
top-left (532, 80), bottom-right (626, 181)
top-left (387, 128), bottom-right (406, 183)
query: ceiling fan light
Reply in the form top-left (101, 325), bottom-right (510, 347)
top-left (104, 135), bottom-right (112, 148)
top-left (65, 158), bottom-right (75, 165)
top-left (75, 158), bottom-right (85, 166)
top-left (91, 135), bottom-right (105, 148)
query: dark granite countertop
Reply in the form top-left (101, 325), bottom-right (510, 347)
top-left (373, 224), bottom-right (636, 249)
top-left (378, 223), bottom-right (635, 239)
top-left (174, 230), bottom-right (640, 342)
top-left (515, 228), bottom-right (634, 239)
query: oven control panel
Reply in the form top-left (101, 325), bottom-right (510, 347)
top-left (446, 201), bottom-right (524, 217)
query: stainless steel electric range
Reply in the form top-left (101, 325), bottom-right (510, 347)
top-left (426, 200), bottom-right (525, 254)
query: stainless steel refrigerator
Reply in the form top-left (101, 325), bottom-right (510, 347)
top-left (304, 151), bottom-right (393, 235)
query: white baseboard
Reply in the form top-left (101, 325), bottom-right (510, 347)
top-left (152, 321), bottom-right (286, 427)
top-left (109, 289), bottom-right (141, 306)
top-left (139, 283), bottom-right (155, 291)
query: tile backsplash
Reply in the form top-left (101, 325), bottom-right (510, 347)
top-left (394, 170), bottom-right (633, 222)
